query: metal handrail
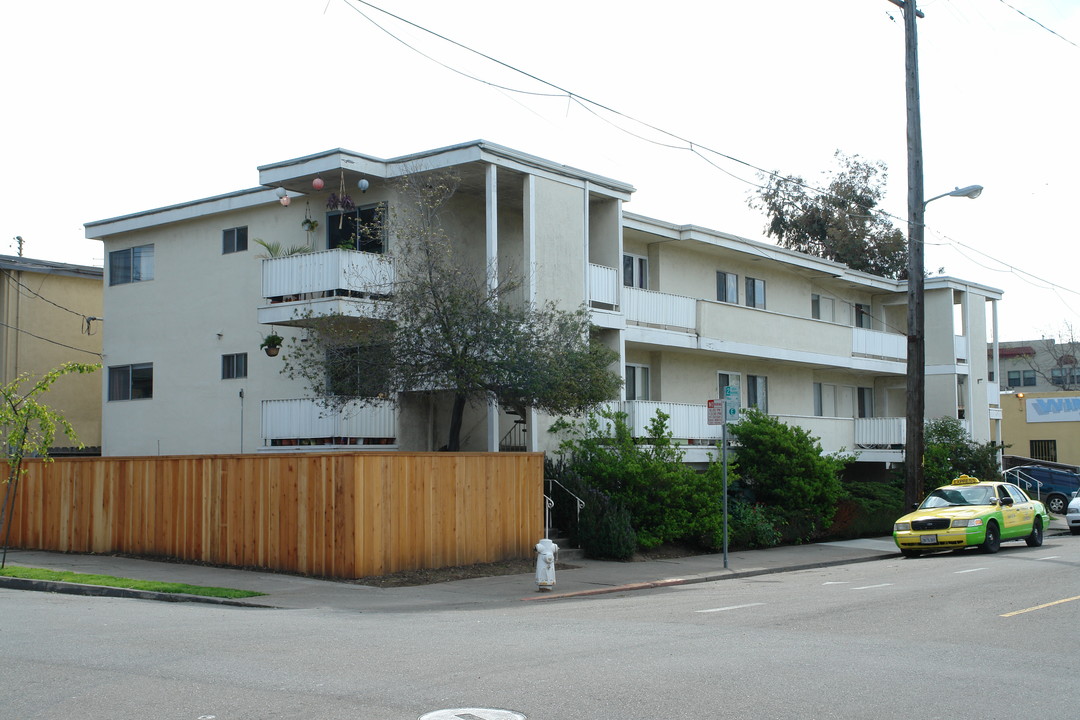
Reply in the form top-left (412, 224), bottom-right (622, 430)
top-left (543, 495), bottom-right (555, 540)
top-left (1005, 467), bottom-right (1042, 498)
top-left (544, 478), bottom-right (586, 539)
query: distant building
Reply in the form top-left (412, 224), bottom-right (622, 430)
top-left (0, 255), bottom-right (103, 454)
top-left (992, 338), bottom-right (1079, 393)
top-left (85, 141), bottom-right (1003, 476)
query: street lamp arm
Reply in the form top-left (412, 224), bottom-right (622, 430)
top-left (924, 184), bottom-right (984, 207)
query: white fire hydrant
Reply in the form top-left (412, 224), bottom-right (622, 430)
top-left (535, 538), bottom-right (558, 591)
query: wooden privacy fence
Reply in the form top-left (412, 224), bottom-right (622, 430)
top-left (5, 452), bottom-right (544, 579)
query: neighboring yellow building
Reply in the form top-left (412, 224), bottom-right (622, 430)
top-left (0, 255), bottom-right (103, 455)
top-left (1000, 391), bottom-right (1080, 467)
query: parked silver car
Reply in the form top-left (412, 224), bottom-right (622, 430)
top-left (1067, 494), bottom-right (1080, 536)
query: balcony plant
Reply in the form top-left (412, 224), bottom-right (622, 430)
top-left (301, 217), bottom-right (319, 233)
top-left (260, 332), bottom-right (284, 357)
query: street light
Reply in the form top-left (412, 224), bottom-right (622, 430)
top-left (925, 185), bottom-right (984, 206)
top-left (905, 183), bottom-right (982, 509)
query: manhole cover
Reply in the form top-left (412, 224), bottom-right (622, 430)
top-left (419, 709), bottom-right (526, 720)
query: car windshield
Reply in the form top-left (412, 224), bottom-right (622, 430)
top-left (920, 486), bottom-right (994, 508)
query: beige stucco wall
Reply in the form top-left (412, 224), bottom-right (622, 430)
top-left (101, 204), bottom-right (311, 456)
top-left (0, 267), bottom-right (103, 450)
top-left (532, 176), bottom-right (587, 310)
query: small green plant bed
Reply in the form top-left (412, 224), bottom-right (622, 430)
top-left (0, 566), bottom-right (265, 599)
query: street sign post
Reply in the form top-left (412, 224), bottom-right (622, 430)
top-left (715, 386), bottom-right (741, 569)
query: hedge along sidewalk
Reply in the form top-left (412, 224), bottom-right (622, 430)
top-left (0, 566), bottom-right (275, 607)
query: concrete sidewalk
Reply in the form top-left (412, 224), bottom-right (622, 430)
top-left (1, 515), bottom-right (1069, 612)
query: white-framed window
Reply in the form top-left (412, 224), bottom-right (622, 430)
top-left (747, 374), bottom-right (768, 412)
top-left (108, 244), bottom-right (154, 286)
top-left (223, 226), bottom-right (248, 254)
top-left (855, 303), bottom-right (873, 329)
top-left (626, 364), bottom-right (650, 400)
top-left (745, 277), bottom-right (766, 309)
top-left (108, 363), bottom-right (153, 401)
top-left (1051, 367), bottom-right (1078, 386)
top-left (623, 253), bottom-right (648, 289)
top-left (222, 353), bottom-right (248, 380)
top-left (716, 271), bottom-right (738, 303)
top-left (811, 294), bottom-right (835, 321)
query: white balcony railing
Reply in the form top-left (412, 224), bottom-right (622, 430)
top-left (589, 263), bottom-right (618, 306)
top-left (622, 287), bottom-right (697, 329)
top-left (261, 398), bottom-right (397, 446)
top-left (262, 249), bottom-right (394, 300)
top-left (852, 327), bottom-right (906, 361)
top-left (853, 417), bottom-right (905, 448)
top-left (607, 400), bottom-right (723, 442)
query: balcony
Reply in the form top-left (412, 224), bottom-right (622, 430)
top-left (611, 401), bottom-right (905, 462)
top-left (258, 249), bottom-right (394, 325)
top-left (616, 400), bottom-right (724, 443)
top-left (261, 398), bottom-right (397, 449)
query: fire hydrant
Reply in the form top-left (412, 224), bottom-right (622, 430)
top-left (535, 538), bottom-right (558, 591)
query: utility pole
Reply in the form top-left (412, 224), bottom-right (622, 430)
top-left (894, 0), bottom-right (927, 508)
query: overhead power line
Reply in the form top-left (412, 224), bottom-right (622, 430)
top-left (996, 0), bottom-right (1079, 48)
top-left (339, 0), bottom-right (1078, 307)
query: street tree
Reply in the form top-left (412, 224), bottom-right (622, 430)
top-left (0, 362), bottom-right (100, 567)
top-left (282, 169), bottom-right (621, 451)
top-left (749, 151), bottom-right (908, 279)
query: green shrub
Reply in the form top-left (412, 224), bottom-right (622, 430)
top-left (922, 416), bottom-right (1003, 490)
top-left (727, 408), bottom-right (847, 542)
top-left (577, 489), bottom-right (637, 560)
top-left (550, 409), bottom-right (732, 552)
top-left (826, 479), bottom-right (906, 539)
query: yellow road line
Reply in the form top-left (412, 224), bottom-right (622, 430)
top-left (1001, 595), bottom-right (1080, 617)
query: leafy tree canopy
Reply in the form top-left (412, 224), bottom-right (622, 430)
top-left (749, 151), bottom-right (908, 279)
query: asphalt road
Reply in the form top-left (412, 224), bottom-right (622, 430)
top-left (3, 536), bottom-right (1078, 720)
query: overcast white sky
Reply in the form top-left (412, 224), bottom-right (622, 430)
top-left (3, 0), bottom-right (1077, 342)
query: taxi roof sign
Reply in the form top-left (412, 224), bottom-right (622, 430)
top-left (951, 474), bottom-right (980, 485)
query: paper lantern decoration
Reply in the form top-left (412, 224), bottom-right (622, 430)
top-left (357, 179), bottom-right (370, 193)
top-left (312, 177), bottom-right (325, 190)
top-left (275, 187), bottom-right (287, 198)
top-left (280, 196), bottom-right (291, 206)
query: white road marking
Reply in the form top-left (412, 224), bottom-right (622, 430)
top-left (852, 583), bottom-right (894, 590)
top-left (696, 603), bottom-right (765, 613)
top-left (822, 581), bottom-right (850, 585)
top-left (1038, 556), bottom-right (1060, 560)
top-left (954, 568), bottom-right (986, 574)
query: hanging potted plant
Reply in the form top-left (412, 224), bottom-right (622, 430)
top-left (261, 332), bottom-right (284, 357)
top-left (301, 217), bottom-right (319, 233)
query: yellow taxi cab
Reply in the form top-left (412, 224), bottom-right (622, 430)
top-left (893, 474), bottom-right (1050, 558)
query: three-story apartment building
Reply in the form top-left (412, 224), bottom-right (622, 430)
top-left (85, 141), bottom-right (1003, 476)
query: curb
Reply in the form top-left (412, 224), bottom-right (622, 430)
top-left (0, 576), bottom-right (279, 608)
top-left (521, 552), bottom-right (896, 601)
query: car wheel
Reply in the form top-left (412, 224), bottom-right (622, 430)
top-left (979, 521), bottom-right (1001, 554)
top-left (1046, 495), bottom-right (1067, 514)
top-left (1025, 518), bottom-right (1044, 547)
top-left (1071, 527), bottom-right (1080, 536)
top-left (901, 549), bottom-right (921, 558)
